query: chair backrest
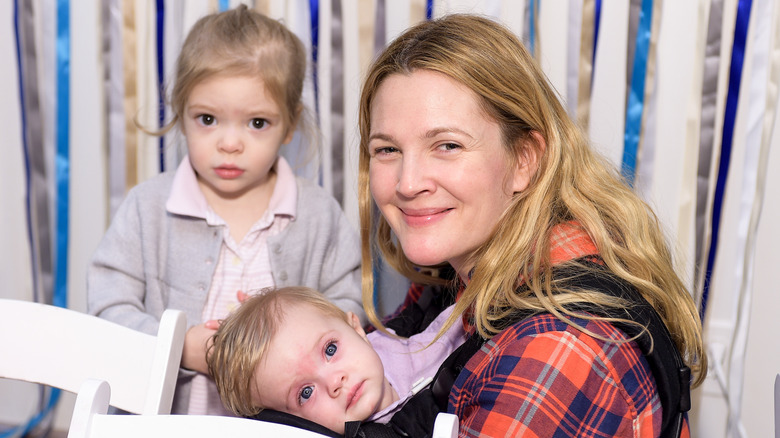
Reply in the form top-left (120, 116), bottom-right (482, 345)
top-left (775, 373), bottom-right (779, 438)
top-left (0, 299), bottom-right (186, 414)
top-left (68, 379), bottom-right (459, 438)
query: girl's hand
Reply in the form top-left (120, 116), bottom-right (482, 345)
top-left (182, 323), bottom-right (217, 375)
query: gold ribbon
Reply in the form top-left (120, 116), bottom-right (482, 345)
top-left (122, 0), bottom-right (138, 189)
top-left (577, 0), bottom-right (595, 129)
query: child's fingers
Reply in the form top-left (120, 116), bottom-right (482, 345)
top-left (204, 319), bottom-right (221, 330)
top-left (236, 290), bottom-right (249, 303)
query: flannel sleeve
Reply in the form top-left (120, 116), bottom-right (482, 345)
top-left (450, 314), bottom-right (687, 438)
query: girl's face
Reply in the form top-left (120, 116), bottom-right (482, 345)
top-left (252, 304), bottom-right (395, 434)
top-left (368, 70), bottom-right (530, 277)
top-left (183, 74), bottom-right (294, 203)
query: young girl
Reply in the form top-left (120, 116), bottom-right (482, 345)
top-left (87, 6), bottom-right (363, 415)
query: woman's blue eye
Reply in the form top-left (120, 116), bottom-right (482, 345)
top-left (250, 118), bottom-right (268, 129)
top-left (325, 342), bottom-right (337, 359)
top-left (298, 386), bottom-right (314, 405)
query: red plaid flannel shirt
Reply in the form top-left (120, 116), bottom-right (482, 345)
top-left (393, 223), bottom-right (690, 437)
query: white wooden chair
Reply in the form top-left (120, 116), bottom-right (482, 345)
top-left (68, 379), bottom-right (459, 438)
top-left (0, 298), bottom-right (186, 415)
top-left (775, 373), bottom-right (779, 438)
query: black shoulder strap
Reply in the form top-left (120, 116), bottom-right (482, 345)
top-left (564, 269), bottom-right (690, 438)
top-left (384, 272), bottom-right (458, 338)
top-left (428, 266), bottom-right (690, 438)
top-left (430, 333), bottom-right (485, 411)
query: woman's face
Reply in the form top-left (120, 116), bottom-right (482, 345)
top-left (368, 70), bottom-right (529, 275)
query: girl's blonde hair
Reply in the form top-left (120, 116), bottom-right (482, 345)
top-left (155, 5), bottom-right (311, 145)
top-left (207, 287), bottom-right (348, 417)
top-left (358, 14), bottom-right (706, 386)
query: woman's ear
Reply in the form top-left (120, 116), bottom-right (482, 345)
top-left (347, 311), bottom-right (369, 342)
top-left (511, 131), bottom-right (545, 193)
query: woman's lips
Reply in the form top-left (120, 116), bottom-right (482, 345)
top-left (215, 166), bottom-right (244, 179)
top-left (400, 207), bottom-right (452, 227)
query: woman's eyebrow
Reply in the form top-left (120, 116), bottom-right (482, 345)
top-left (369, 127), bottom-right (473, 142)
top-left (423, 127), bottom-right (473, 139)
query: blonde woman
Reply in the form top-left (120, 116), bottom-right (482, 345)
top-left (359, 14), bottom-right (706, 438)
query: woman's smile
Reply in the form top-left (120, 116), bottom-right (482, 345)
top-left (399, 207), bottom-right (453, 227)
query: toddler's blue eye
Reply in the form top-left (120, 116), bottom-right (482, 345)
top-left (325, 342), bottom-right (337, 359)
top-left (298, 386), bottom-right (314, 405)
top-left (298, 386), bottom-right (314, 406)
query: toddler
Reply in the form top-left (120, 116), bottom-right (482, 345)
top-left (208, 286), bottom-right (466, 434)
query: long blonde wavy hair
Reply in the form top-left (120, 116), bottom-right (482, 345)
top-left (358, 14), bottom-right (706, 386)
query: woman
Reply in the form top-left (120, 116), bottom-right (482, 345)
top-left (358, 14), bottom-right (706, 437)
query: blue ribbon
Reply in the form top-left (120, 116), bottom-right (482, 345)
top-left (156, 0), bottom-right (165, 171)
top-left (426, 0), bottom-right (433, 20)
top-left (700, 0), bottom-right (753, 320)
top-left (54, 0), bottom-right (70, 311)
top-left (218, 0), bottom-right (229, 12)
top-left (622, 0), bottom-right (654, 185)
top-left (529, 0), bottom-right (537, 55)
top-left (0, 388), bottom-right (61, 438)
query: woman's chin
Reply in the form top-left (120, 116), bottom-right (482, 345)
top-left (405, 253), bottom-right (447, 268)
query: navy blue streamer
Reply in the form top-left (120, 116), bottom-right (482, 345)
top-left (14, 0), bottom-right (39, 304)
top-left (426, 0), bottom-right (433, 20)
top-left (700, 0), bottom-right (753, 320)
top-left (156, 0), bottom-right (165, 171)
top-left (310, 0), bottom-right (320, 117)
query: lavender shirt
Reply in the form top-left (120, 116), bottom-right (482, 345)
top-left (367, 304), bottom-right (467, 423)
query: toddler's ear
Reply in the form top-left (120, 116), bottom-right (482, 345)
top-left (347, 312), bottom-right (369, 341)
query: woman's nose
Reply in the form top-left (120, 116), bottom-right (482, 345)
top-left (396, 155), bottom-right (434, 198)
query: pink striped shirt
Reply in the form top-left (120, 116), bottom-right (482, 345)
top-left (166, 156), bottom-right (297, 415)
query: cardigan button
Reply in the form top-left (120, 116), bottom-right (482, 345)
top-left (273, 244), bottom-right (281, 254)
top-left (278, 271), bottom-right (288, 282)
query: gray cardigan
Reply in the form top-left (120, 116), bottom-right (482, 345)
top-left (87, 171), bottom-right (362, 413)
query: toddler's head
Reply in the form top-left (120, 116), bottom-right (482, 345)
top-left (208, 287), bottom-right (396, 434)
top-left (169, 5), bottom-right (307, 133)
